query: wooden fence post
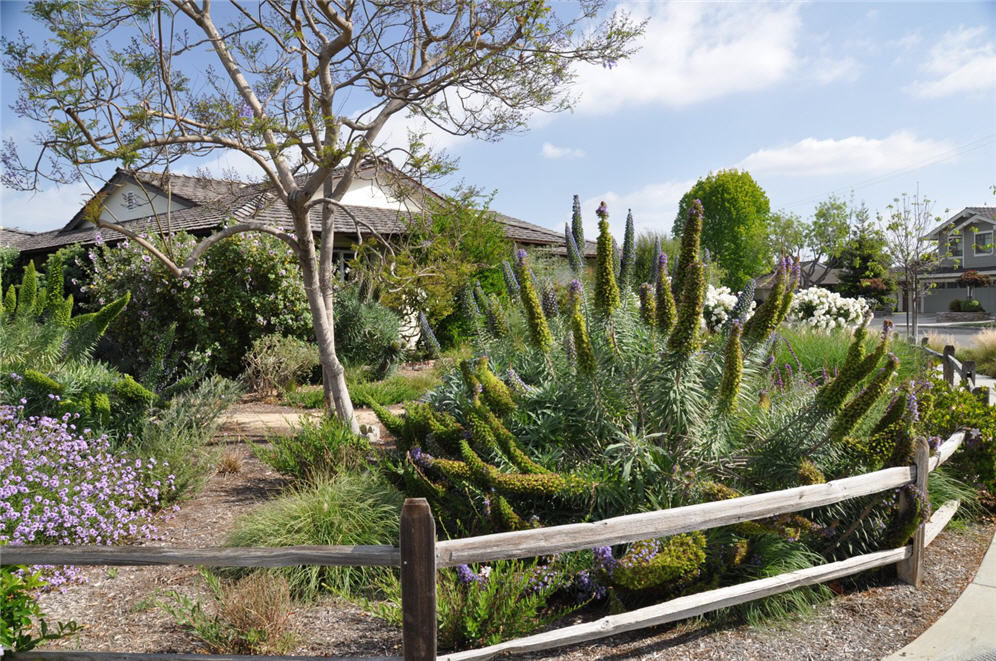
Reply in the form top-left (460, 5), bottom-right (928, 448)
top-left (920, 336), bottom-right (929, 347)
top-left (897, 437), bottom-right (930, 587)
top-left (400, 498), bottom-right (437, 661)
top-left (962, 360), bottom-right (976, 388)
top-left (942, 345), bottom-right (955, 385)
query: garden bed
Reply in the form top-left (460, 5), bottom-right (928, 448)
top-left (30, 419), bottom-right (996, 660)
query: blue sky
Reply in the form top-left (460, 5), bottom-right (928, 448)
top-left (2, 1), bottom-right (994, 242)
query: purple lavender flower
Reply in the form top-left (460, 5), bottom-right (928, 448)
top-left (592, 546), bottom-right (617, 575)
top-left (596, 201), bottom-right (608, 219)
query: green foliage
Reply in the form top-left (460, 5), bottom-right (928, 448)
top-left (158, 570), bottom-right (294, 655)
top-left (674, 170), bottom-right (771, 289)
top-left (75, 230), bottom-right (313, 378)
top-left (0, 246), bottom-right (18, 290)
top-left (837, 216), bottom-right (895, 305)
top-left (613, 532), bottom-right (707, 590)
top-left (513, 251), bottom-right (553, 352)
top-left (243, 334), bottom-right (319, 396)
top-left (254, 417), bottom-right (372, 482)
top-left (633, 231), bottom-right (679, 288)
top-left (922, 374), bottom-right (996, 492)
top-left (1, 567), bottom-right (80, 652)
top-left (226, 472), bottom-right (403, 599)
top-left (334, 285), bottom-right (405, 376)
top-left (594, 203), bottom-right (621, 316)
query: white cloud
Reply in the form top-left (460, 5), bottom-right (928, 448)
top-left (737, 131), bottom-right (955, 177)
top-left (0, 181), bottom-right (94, 233)
top-left (889, 30), bottom-right (922, 50)
top-left (541, 142), bottom-right (585, 160)
top-left (809, 56), bottom-right (861, 85)
top-left (582, 179), bottom-right (694, 239)
top-left (908, 25), bottom-right (996, 98)
top-left (573, 2), bottom-right (802, 113)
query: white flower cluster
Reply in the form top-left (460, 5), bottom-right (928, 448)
top-left (787, 287), bottom-right (871, 332)
top-left (703, 285), bottom-right (755, 332)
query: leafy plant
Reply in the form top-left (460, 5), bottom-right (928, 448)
top-left (1, 567), bottom-right (80, 653)
top-left (243, 334), bottom-right (319, 397)
top-left (254, 417), bottom-right (373, 481)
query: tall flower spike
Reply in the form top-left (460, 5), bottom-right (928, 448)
top-left (501, 260), bottom-right (520, 300)
top-left (513, 249), bottom-right (553, 353)
top-left (742, 258), bottom-right (787, 344)
top-left (565, 223), bottom-right (583, 272)
top-left (620, 209), bottom-right (636, 291)
top-left (826, 354), bottom-right (899, 444)
top-left (569, 279), bottom-right (596, 374)
top-left (666, 260), bottom-right (705, 359)
top-left (612, 237), bottom-right (622, 280)
top-left (571, 194), bottom-right (584, 253)
top-left (594, 202), bottom-right (621, 315)
top-left (460, 285), bottom-right (481, 324)
top-left (541, 282), bottom-right (559, 318)
top-left (650, 236), bottom-right (664, 284)
top-left (672, 199), bottom-right (703, 299)
top-left (418, 311), bottom-right (441, 358)
top-left (723, 279), bottom-right (756, 333)
top-left (655, 253), bottom-right (677, 336)
top-left (639, 282), bottom-right (657, 326)
top-left (717, 320), bottom-right (744, 413)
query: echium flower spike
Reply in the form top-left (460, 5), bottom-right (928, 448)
top-left (541, 282), bottom-right (559, 318)
top-left (565, 223), bottom-right (583, 272)
top-left (569, 279), bottom-right (596, 374)
top-left (742, 258), bottom-right (787, 344)
top-left (460, 285), bottom-right (481, 324)
top-left (594, 202), bottom-right (621, 315)
top-left (826, 354), bottom-right (900, 444)
top-left (612, 237), bottom-right (622, 279)
top-left (666, 260), bottom-right (706, 358)
top-left (869, 385), bottom-right (910, 438)
top-left (619, 209), bottom-right (636, 291)
top-left (672, 199), bottom-right (704, 299)
top-left (501, 260), bottom-right (520, 299)
top-left (717, 321), bottom-right (744, 414)
top-left (639, 283), bottom-right (657, 326)
top-left (815, 322), bottom-right (870, 412)
top-left (418, 311), bottom-right (441, 358)
top-left (655, 253), bottom-right (677, 336)
top-left (723, 278), bottom-right (756, 333)
top-left (571, 194), bottom-right (584, 253)
top-left (650, 237), bottom-right (664, 284)
top-left (513, 249), bottom-right (553, 353)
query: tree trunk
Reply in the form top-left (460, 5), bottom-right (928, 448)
top-left (292, 209), bottom-right (360, 435)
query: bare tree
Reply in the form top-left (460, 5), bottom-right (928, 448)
top-left (882, 191), bottom-right (945, 340)
top-left (2, 0), bottom-right (642, 431)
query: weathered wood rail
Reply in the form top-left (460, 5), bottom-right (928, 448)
top-left (2, 431), bottom-right (971, 661)
top-left (917, 338), bottom-right (991, 404)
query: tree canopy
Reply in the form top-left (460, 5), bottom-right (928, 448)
top-left (673, 169), bottom-right (770, 289)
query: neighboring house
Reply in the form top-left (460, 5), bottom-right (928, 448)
top-left (918, 206), bottom-right (996, 313)
top-left (755, 260), bottom-right (843, 301)
top-left (0, 227), bottom-right (38, 250)
top-left (7, 164), bottom-right (596, 260)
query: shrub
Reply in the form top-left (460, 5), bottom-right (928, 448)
top-left (243, 335), bottom-right (319, 396)
top-left (254, 417), bottom-right (372, 481)
top-left (949, 299), bottom-right (963, 312)
top-left (226, 472), bottom-right (402, 599)
top-left (71, 230), bottom-right (313, 378)
top-left (159, 570), bottom-right (294, 655)
top-left (1, 404), bottom-right (172, 586)
top-left (1, 567), bottom-right (80, 652)
top-left (787, 287), bottom-right (870, 331)
top-left (335, 286), bottom-right (406, 377)
top-left (922, 375), bottom-right (996, 492)
top-left (961, 298), bottom-right (984, 313)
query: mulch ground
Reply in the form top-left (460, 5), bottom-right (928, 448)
top-left (34, 407), bottom-right (996, 660)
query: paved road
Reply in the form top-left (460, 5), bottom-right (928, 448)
top-left (879, 314), bottom-right (994, 343)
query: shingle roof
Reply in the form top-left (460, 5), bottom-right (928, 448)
top-left (0, 227), bottom-right (38, 249)
top-left (925, 206), bottom-right (996, 238)
top-left (18, 172), bottom-right (583, 257)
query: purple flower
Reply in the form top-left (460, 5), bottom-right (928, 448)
top-left (596, 201), bottom-right (608, 218)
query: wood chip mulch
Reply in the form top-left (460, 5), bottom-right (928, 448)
top-left (34, 431), bottom-right (995, 661)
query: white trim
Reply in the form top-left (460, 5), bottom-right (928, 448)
top-left (973, 230), bottom-right (994, 256)
top-left (951, 215), bottom-right (996, 233)
top-left (947, 232), bottom-right (964, 258)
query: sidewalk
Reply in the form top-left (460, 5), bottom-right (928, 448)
top-left (884, 530), bottom-right (996, 660)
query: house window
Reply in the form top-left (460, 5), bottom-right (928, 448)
top-left (947, 233), bottom-right (963, 257)
top-left (974, 231), bottom-right (993, 256)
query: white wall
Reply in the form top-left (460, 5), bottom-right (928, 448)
top-left (332, 177), bottom-right (426, 213)
top-left (99, 181), bottom-right (190, 222)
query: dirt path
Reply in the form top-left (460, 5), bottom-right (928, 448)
top-left (217, 401), bottom-right (403, 445)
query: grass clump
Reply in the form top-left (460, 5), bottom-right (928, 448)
top-left (159, 570), bottom-right (295, 655)
top-left (254, 417), bottom-right (372, 481)
top-left (226, 472), bottom-right (403, 599)
top-left (285, 368), bottom-right (442, 409)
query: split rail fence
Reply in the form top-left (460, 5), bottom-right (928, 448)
top-left (917, 337), bottom-right (992, 404)
top-left (3, 430), bottom-right (973, 661)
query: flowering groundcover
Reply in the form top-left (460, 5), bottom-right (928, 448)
top-left (0, 402), bottom-right (174, 587)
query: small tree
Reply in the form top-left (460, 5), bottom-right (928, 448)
top-left (765, 210), bottom-right (806, 259)
top-left (3, 1), bottom-right (643, 431)
top-left (798, 194), bottom-right (855, 287)
top-left (673, 169), bottom-right (771, 289)
top-left (957, 270), bottom-right (991, 300)
top-left (883, 191), bottom-right (945, 339)
top-left (837, 212), bottom-right (894, 307)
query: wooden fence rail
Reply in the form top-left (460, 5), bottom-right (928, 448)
top-left (3, 431), bottom-right (970, 661)
top-left (917, 338), bottom-right (990, 404)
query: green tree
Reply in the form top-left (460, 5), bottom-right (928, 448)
top-left (837, 215), bottom-right (895, 307)
top-left (766, 210), bottom-right (806, 259)
top-left (800, 194), bottom-right (857, 286)
top-left (673, 170), bottom-right (771, 289)
top-left (2, 1), bottom-right (643, 432)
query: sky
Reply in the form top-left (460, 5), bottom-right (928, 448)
top-left (1, 1), bottom-right (995, 243)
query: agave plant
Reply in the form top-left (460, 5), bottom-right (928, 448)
top-left (375, 199), bottom-right (935, 611)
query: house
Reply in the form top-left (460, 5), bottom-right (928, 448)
top-left (918, 206), bottom-right (996, 313)
top-left (5, 164), bottom-right (596, 260)
top-left (755, 260), bottom-right (844, 301)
